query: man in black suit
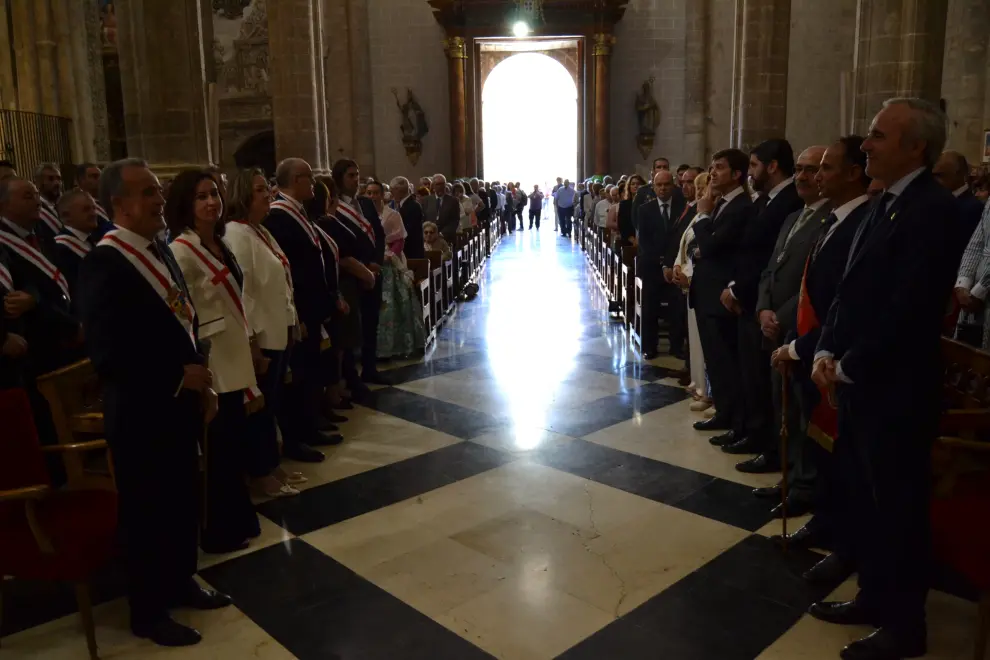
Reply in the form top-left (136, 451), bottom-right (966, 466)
top-left (748, 146), bottom-right (828, 497)
top-left (32, 162), bottom-right (63, 244)
top-left (638, 170), bottom-right (686, 358)
top-left (714, 139), bottom-right (804, 462)
top-left (632, 157), bottom-right (686, 229)
top-left (432, 174), bottom-right (461, 243)
top-left (0, 244), bottom-right (29, 389)
top-left (809, 99), bottom-right (957, 660)
top-left (933, 150), bottom-right (985, 265)
top-left (391, 176), bottom-right (424, 259)
top-left (0, 177), bottom-right (80, 375)
top-left (264, 158), bottom-right (333, 463)
top-left (79, 158), bottom-right (231, 647)
top-left (75, 162), bottom-right (114, 240)
top-left (486, 181), bottom-right (499, 229)
top-left (662, 167), bottom-right (703, 359)
top-left (53, 189), bottom-right (100, 304)
top-left (770, 135), bottom-right (871, 577)
top-left (690, 149), bottom-right (755, 433)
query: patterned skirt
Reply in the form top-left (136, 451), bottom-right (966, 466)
top-left (377, 261), bottom-right (426, 358)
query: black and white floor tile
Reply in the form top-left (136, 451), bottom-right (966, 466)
top-left (4, 225), bottom-right (980, 659)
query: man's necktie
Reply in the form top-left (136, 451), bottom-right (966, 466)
top-left (811, 212), bottom-right (839, 262)
top-left (660, 202), bottom-right (669, 227)
top-left (850, 192), bottom-right (893, 261)
top-left (783, 206), bottom-right (817, 249)
top-left (148, 240), bottom-right (164, 263)
top-left (712, 198), bottom-right (726, 218)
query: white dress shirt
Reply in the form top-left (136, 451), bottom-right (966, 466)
top-left (953, 184), bottom-right (969, 198)
top-left (594, 198), bottom-right (611, 228)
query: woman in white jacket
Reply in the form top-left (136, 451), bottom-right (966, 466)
top-left (225, 168), bottom-right (306, 498)
top-left (166, 170), bottom-right (261, 553)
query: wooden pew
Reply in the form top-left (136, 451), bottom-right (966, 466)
top-left (426, 249), bottom-right (445, 330)
top-left (631, 260), bottom-right (643, 349)
top-left (620, 246), bottom-right (636, 325)
top-left (444, 256), bottom-right (454, 313)
top-left (407, 258), bottom-right (432, 346)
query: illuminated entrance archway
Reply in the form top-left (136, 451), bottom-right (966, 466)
top-left (482, 52), bottom-right (577, 191)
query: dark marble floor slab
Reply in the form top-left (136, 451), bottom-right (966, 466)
top-left (361, 386), bottom-right (504, 439)
top-left (540, 382), bottom-right (688, 438)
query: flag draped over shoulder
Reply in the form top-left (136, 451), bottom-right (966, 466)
top-left (796, 255), bottom-right (838, 451)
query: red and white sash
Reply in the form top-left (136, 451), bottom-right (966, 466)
top-left (99, 231), bottom-right (196, 347)
top-left (55, 232), bottom-right (92, 259)
top-left (234, 220), bottom-right (294, 295)
top-left (0, 260), bottom-right (12, 292)
top-left (39, 201), bottom-right (62, 235)
top-left (337, 199), bottom-right (376, 246)
top-left (172, 236), bottom-right (248, 333)
top-left (271, 196), bottom-right (319, 248)
top-left (0, 232), bottom-right (70, 300)
top-left (94, 202), bottom-right (110, 225)
top-left (314, 223), bottom-right (339, 278)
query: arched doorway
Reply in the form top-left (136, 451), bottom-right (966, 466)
top-left (482, 53), bottom-right (577, 191)
top-left (233, 130), bottom-right (276, 176)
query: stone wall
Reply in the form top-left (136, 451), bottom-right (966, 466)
top-left (705, 0), bottom-right (736, 161)
top-left (941, 0), bottom-right (990, 165)
top-left (784, 0), bottom-right (857, 152)
top-left (366, 0), bottom-right (449, 182)
top-left (609, 0), bottom-right (687, 177)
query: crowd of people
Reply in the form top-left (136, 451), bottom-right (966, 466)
top-left (0, 156), bottom-right (524, 647)
top-left (583, 97), bottom-right (982, 660)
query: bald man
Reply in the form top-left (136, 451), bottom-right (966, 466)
top-left (934, 150), bottom-right (985, 263)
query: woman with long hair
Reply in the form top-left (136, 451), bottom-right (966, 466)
top-left (618, 174), bottom-right (645, 247)
top-left (166, 169), bottom-right (260, 552)
top-left (224, 168), bottom-right (306, 497)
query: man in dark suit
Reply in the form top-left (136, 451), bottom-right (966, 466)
top-left (0, 244), bottom-right (29, 389)
top-left (79, 158), bottom-right (230, 647)
top-left (431, 174), bottom-right (460, 243)
top-left (53, 189), bottom-right (100, 304)
top-left (632, 156), bottom-right (685, 230)
top-left (748, 146), bottom-right (829, 495)
top-left (391, 176), bottom-right (424, 259)
top-left (933, 150), bottom-right (986, 265)
top-left (662, 167), bottom-right (703, 359)
top-left (75, 162), bottom-right (114, 240)
top-left (350, 173), bottom-right (389, 385)
top-left (32, 162), bottom-right (63, 244)
top-left (809, 99), bottom-right (957, 660)
top-left (714, 139), bottom-right (804, 461)
top-left (690, 149), bottom-right (755, 433)
top-left (264, 157), bottom-right (333, 463)
top-left (486, 181), bottom-right (499, 229)
top-left (770, 135), bottom-right (871, 576)
top-left (638, 171), bottom-right (686, 358)
top-left (0, 177), bottom-right (81, 375)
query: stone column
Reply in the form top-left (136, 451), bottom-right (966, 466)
top-left (853, 0), bottom-right (948, 134)
top-left (0, 1), bottom-right (16, 109)
top-left (683, 0), bottom-right (709, 164)
top-left (116, 0), bottom-right (211, 174)
top-left (267, 0), bottom-right (324, 171)
top-left (445, 36), bottom-right (468, 178)
top-left (33, 0), bottom-right (60, 116)
top-left (734, 0), bottom-right (791, 150)
top-left (942, 0), bottom-right (989, 163)
top-left (323, 0), bottom-right (354, 162)
top-left (313, 0), bottom-right (330, 172)
top-left (592, 33), bottom-right (615, 174)
top-left (11, 0), bottom-right (40, 112)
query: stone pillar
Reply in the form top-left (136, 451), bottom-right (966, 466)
top-left (324, 0), bottom-right (354, 162)
top-left (0, 1), bottom-right (16, 109)
top-left (445, 36), bottom-right (468, 178)
top-left (267, 0), bottom-right (324, 171)
top-left (346, 0), bottom-right (375, 175)
top-left (592, 33), bottom-right (615, 174)
top-left (942, 0), bottom-right (989, 163)
top-left (313, 0), bottom-right (330, 172)
top-left (116, 0), bottom-right (212, 174)
top-left (33, 0), bottom-right (60, 116)
top-left (11, 0), bottom-right (40, 112)
top-left (853, 0), bottom-right (948, 134)
top-left (684, 0), bottom-right (709, 164)
top-left (734, 0), bottom-right (791, 150)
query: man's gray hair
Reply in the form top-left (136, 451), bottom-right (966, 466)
top-left (57, 188), bottom-right (91, 216)
top-left (432, 173), bottom-right (447, 185)
top-left (275, 158), bottom-right (308, 188)
top-left (33, 161), bottom-right (59, 181)
top-left (98, 157), bottom-right (148, 216)
top-left (882, 97), bottom-right (947, 167)
top-left (390, 175), bottom-right (410, 190)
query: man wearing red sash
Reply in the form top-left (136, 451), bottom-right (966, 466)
top-left (79, 159), bottom-right (230, 647)
top-left (75, 162), bottom-right (114, 240)
top-left (54, 189), bottom-right (100, 304)
top-left (32, 162), bottom-right (63, 244)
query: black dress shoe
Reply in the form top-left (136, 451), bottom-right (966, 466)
top-left (769, 520), bottom-right (829, 550)
top-left (808, 600), bottom-right (877, 626)
top-left (132, 617), bottom-right (202, 647)
top-left (722, 436), bottom-right (763, 455)
top-left (310, 432), bottom-right (344, 446)
top-left (709, 430), bottom-right (739, 447)
top-left (283, 444), bottom-right (325, 463)
top-left (642, 351), bottom-right (658, 360)
top-left (840, 627), bottom-right (926, 660)
top-left (200, 538), bottom-right (250, 554)
top-left (735, 453), bottom-right (781, 473)
top-left (362, 371), bottom-right (391, 385)
top-left (694, 416), bottom-right (732, 431)
top-left (771, 495), bottom-right (813, 518)
top-left (316, 418), bottom-right (339, 432)
top-left (173, 583), bottom-right (233, 610)
top-left (324, 412), bottom-right (349, 423)
top-left (348, 383), bottom-right (373, 402)
top-left (752, 484), bottom-right (781, 499)
top-left (333, 399), bottom-right (355, 410)
top-left (803, 552), bottom-right (854, 584)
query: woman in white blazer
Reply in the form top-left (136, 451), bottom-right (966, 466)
top-left (166, 170), bottom-right (261, 553)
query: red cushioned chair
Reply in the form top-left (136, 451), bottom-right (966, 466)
top-left (0, 387), bottom-right (118, 660)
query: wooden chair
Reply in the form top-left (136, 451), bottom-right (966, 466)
top-left (444, 257), bottom-right (454, 313)
top-left (0, 387), bottom-right (118, 660)
top-left (631, 265), bottom-right (644, 349)
top-left (426, 250), bottom-right (445, 326)
top-left (933, 337), bottom-right (990, 660)
top-left (408, 258), bottom-right (432, 346)
top-left (621, 246), bottom-right (636, 325)
top-left (35, 360), bottom-right (112, 491)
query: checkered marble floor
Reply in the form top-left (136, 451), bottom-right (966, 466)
top-left (4, 226), bottom-right (980, 659)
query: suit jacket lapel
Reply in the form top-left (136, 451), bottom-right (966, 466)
top-left (846, 174), bottom-right (925, 274)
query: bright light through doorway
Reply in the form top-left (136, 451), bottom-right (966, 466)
top-left (482, 52), bottom-right (577, 193)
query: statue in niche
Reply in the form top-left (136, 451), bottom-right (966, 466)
top-left (393, 88), bottom-right (429, 165)
top-left (635, 77), bottom-right (661, 158)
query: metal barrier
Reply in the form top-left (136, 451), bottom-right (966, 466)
top-left (0, 110), bottom-right (73, 174)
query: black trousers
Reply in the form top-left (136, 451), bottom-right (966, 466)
top-left (640, 265), bottom-right (664, 352)
top-left (201, 390), bottom-right (261, 549)
top-left (529, 208), bottom-right (542, 229)
top-left (360, 276), bottom-right (383, 372)
top-left (245, 348), bottom-right (285, 478)
top-left (736, 314), bottom-right (774, 440)
top-left (558, 206), bottom-right (573, 236)
top-left (697, 312), bottom-right (740, 422)
top-left (775, 366), bottom-right (816, 500)
top-left (279, 333), bottom-right (322, 450)
top-left (665, 284), bottom-right (688, 356)
top-left (835, 385), bottom-right (934, 633)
